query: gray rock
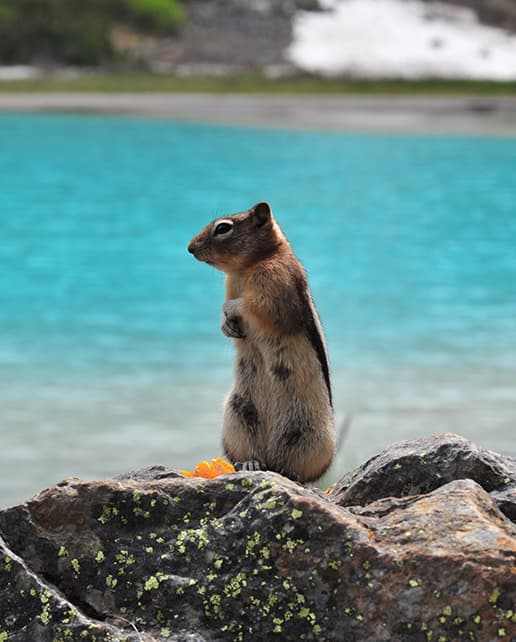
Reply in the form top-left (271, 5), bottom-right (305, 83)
top-left (0, 433), bottom-right (515, 641)
top-left (330, 432), bottom-right (516, 520)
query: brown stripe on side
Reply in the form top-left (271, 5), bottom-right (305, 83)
top-left (295, 281), bottom-right (333, 407)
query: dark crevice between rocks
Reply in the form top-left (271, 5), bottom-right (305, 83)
top-left (40, 570), bottom-right (111, 624)
top-left (0, 532), bottom-right (141, 641)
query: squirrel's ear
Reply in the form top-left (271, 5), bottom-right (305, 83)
top-left (251, 202), bottom-right (272, 228)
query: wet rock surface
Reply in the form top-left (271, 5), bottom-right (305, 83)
top-left (0, 433), bottom-right (515, 641)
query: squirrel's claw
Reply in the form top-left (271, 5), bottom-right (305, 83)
top-left (234, 459), bottom-right (265, 472)
top-left (221, 315), bottom-right (246, 339)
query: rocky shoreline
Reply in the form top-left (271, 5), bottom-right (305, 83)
top-left (2, 93), bottom-right (516, 135)
top-left (1, 433), bottom-right (515, 641)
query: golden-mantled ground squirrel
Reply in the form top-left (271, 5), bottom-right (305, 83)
top-left (188, 202), bottom-right (335, 483)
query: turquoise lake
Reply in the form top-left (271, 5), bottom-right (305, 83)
top-left (1, 113), bottom-right (515, 506)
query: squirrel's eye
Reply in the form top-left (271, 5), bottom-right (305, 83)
top-left (214, 221), bottom-right (233, 237)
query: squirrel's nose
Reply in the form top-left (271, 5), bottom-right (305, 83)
top-left (187, 240), bottom-right (196, 254)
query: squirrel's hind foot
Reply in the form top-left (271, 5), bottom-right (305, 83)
top-left (234, 459), bottom-right (265, 472)
top-left (234, 460), bottom-right (302, 484)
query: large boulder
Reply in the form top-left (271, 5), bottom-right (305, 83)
top-left (0, 433), bottom-right (515, 641)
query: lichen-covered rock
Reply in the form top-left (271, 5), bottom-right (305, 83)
top-left (0, 433), bottom-right (515, 641)
top-left (331, 432), bottom-right (516, 520)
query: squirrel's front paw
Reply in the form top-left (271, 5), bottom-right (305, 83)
top-left (221, 298), bottom-right (246, 339)
top-left (221, 315), bottom-right (246, 339)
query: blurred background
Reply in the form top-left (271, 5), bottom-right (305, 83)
top-left (1, 0), bottom-right (516, 507)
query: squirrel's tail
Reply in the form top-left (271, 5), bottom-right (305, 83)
top-left (336, 413), bottom-right (352, 455)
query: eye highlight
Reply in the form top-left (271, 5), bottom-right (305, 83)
top-left (213, 220), bottom-right (234, 237)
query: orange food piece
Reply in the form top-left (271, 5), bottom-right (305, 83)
top-left (180, 457), bottom-right (236, 479)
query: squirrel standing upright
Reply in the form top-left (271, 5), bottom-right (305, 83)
top-left (188, 202), bottom-right (335, 483)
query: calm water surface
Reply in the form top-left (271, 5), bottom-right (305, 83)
top-left (1, 113), bottom-right (515, 506)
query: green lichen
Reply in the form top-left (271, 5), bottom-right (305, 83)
top-left (224, 572), bottom-right (247, 599)
top-left (209, 593), bottom-right (222, 614)
top-left (442, 605), bottom-right (453, 616)
top-left (106, 575), bottom-right (118, 589)
top-left (246, 532), bottom-right (261, 552)
top-left (273, 618), bottom-right (283, 633)
top-left (283, 538), bottom-right (302, 554)
top-left (4, 556), bottom-right (12, 572)
top-left (71, 559), bottom-right (80, 574)
top-left (489, 588), bottom-right (501, 605)
top-left (63, 608), bottom-right (77, 623)
top-left (0, 632), bottom-right (8, 642)
top-left (40, 602), bottom-right (51, 625)
top-left (144, 576), bottom-right (159, 591)
top-left (498, 628), bottom-right (506, 637)
top-left (98, 506), bottom-right (119, 524)
top-left (95, 551), bottom-right (105, 563)
top-left (58, 546), bottom-right (69, 558)
top-left (260, 546), bottom-right (270, 560)
top-left (409, 578), bottom-right (422, 587)
top-left (291, 508), bottom-right (303, 519)
top-left (116, 550), bottom-right (136, 565)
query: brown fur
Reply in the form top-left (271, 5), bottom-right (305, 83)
top-left (188, 202), bottom-right (335, 483)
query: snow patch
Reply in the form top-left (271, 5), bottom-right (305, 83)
top-left (0, 66), bottom-right (39, 81)
top-left (288, 0), bottom-right (516, 79)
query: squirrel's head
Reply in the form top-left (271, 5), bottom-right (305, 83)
top-left (188, 202), bottom-right (283, 272)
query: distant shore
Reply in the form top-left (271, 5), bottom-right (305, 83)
top-left (2, 92), bottom-right (516, 134)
